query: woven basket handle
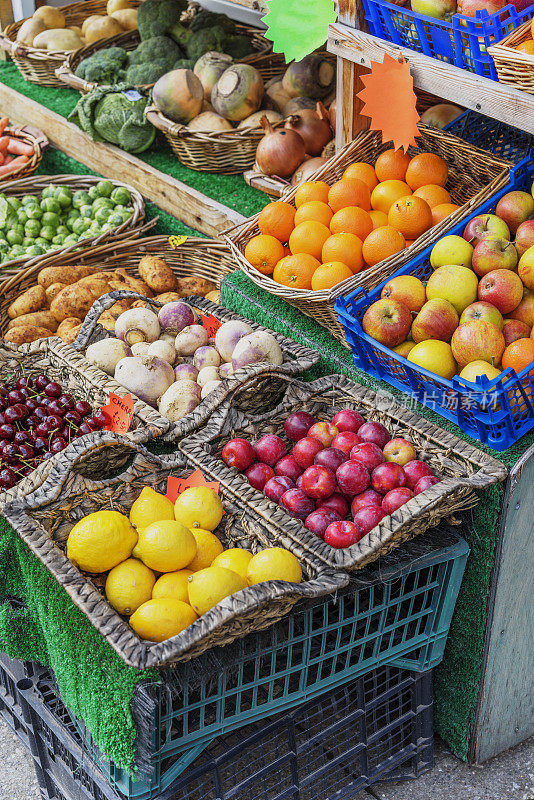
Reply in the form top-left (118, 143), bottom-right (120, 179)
top-left (0, 31), bottom-right (16, 55)
top-left (73, 289), bottom-right (161, 350)
top-left (55, 62), bottom-right (95, 93)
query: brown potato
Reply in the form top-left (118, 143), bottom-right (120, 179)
top-left (154, 292), bottom-right (183, 304)
top-left (97, 299), bottom-right (134, 331)
top-left (38, 265), bottom-right (97, 290)
top-left (7, 311), bottom-right (58, 332)
top-left (8, 286), bottom-right (46, 319)
top-left (80, 279), bottom-right (113, 299)
top-left (130, 300), bottom-right (151, 309)
top-left (176, 277), bottom-right (218, 298)
top-left (205, 289), bottom-right (221, 304)
top-left (77, 272), bottom-right (112, 284)
top-left (138, 256), bottom-right (177, 294)
top-left (4, 326), bottom-right (52, 344)
top-left (114, 268), bottom-right (153, 297)
top-left (57, 318), bottom-right (82, 343)
top-left (50, 284), bottom-right (100, 323)
top-left (62, 323), bottom-right (83, 344)
top-left (45, 282), bottom-right (66, 305)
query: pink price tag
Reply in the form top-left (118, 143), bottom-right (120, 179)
top-left (102, 392), bottom-right (134, 433)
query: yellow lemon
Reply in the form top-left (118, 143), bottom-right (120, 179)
top-left (246, 548), bottom-right (302, 586)
top-left (211, 548), bottom-right (253, 581)
top-left (67, 510), bottom-right (137, 573)
top-left (132, 520), bottom-right (197, 572)
top-left (174, 487), bottom-right (223, 531)
top-left (152, 569), bottom-right (193, 603)
top-left (129, 486), bottom-right (175, 531)
top-left (105, 558), bottom-right (155, 615)
top-left (187, 529), bottom-right (224, 571)
top-left (187, 567), bottom-right (246, 616)
top-left (129, 598), bottom-right (197, 642)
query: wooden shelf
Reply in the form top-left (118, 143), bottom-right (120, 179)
top-left (328, 23), bottom-right (534, 139)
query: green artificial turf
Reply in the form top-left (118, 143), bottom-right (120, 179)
top-left (0, 60), bottom-right (269, 219)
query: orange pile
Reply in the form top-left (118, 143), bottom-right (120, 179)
top-left (244, 151), bottom-right (454, 292)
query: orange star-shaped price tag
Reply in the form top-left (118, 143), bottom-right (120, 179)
top-left (199, 312), bottom-right (221, 339)
top-left (357, 53), bottom-right (420, 152)
top-left (102, 392), bottom-right (134, 433)
top-left (166, 468), bottom-right (220, 503)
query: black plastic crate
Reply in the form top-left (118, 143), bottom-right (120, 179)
top-left (16, 663), bottom-right (433, 800)
top-left (0, 650), bottom-right (30, 747)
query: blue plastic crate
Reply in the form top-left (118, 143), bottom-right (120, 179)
top-left (336, 155), bottom-right (534, 451)
top-left (363, 0), bottom-right (534, 78)
top-left (444, 109), bottom-right (534, 164)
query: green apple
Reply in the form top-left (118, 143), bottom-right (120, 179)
top-left (426, 264), bottom-right (478, 315)
top-left (430, 235), bottom-right (474, 270)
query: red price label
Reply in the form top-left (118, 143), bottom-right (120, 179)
top-left (166, 468), bottom-right (221, 503)
top-left (199, 312), bottom-right (221, 339)
top-left (102, 392), bottom-right (134, 433)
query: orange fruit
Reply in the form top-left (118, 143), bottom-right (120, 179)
top-left (369, 210), bottom-right (388, 230)
top-left (501, 338), bottom-right (534, 374)
top-left (294, 200), bottom-right (333, 228)
top-left (374, 149), bottom-right (411, 182)
top-left (405, 153), bottom-right (448, 190)
top-left (388, 195), bottom-right (433, 239)
top-left (294, 181), bottom-right (331, 207)
top-left (244, 234), bottom-right (285, 276)
top-left (311, 261), bottom-right (353, 291)
top-left (272, 253), bottom-right (320, 289)
top-left (328, 178), bottom-right (371, 212)
top-left (322, 233), bottom-right (364, 274)
top-left (516, 40), bottom-right (534, 54)
top-left (329, 206), bottom-right (373, 240)
top-left (413, 184), bottom-right (452, 208)
top-left (258, 202), bottom-right (296, 242)
top-left (371, 180), bottom-right (412, 214)
top-left (343, 162), bottom-right (378, 191)
top-left (362, 226), bottom-right (406, 267)
top-left (431, 202), bottom-right (460, 225)
top-left (288, 220), bottom-right (331, 259)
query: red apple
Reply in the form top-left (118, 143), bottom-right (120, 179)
top-left (332, 409), bottom-right (364, 433)
top-left (412, 0), bottom-right (456, 19)
top-left (317, 492), bottom-right (349, 518)
top-left (254, 434), bottom-right (286, 467)
top-left (502, 318), bottom-right (532, 346)
top-left (336, 460), bottom-right (370, 496)
top-left (353, 504), bottom-right (387, 534)
top-left (245, 462), bottom-right (275, 491)
top-left (292, 436), bottom-right (324, 469)
top-left (350, 441), bottom-right (385, 471)
top-left (296, 474), bottom-right (304, 490)
top-left (222, 438), bottom-right (255, 470)
top-left (383, 438), bottom-right (417, 466)
top-left (380, 274), bottom-right (426, 313)
top-left (509, 290), bottom-right (534, 328)
top-left (314, 447), bottom-right (348, 472)
top-left (324, 520), bottom-right (363, 548)
top-left (284, 411), bottom-right (316, 441)
top-left (280, 488), bottom-right (315, 520)
top-left (331, 431), bottom-right (362, 453)
top-left (382, 487), bottom-right (414, 514)
top-left (451, 320), bottom-right (505, 369)
top-left (300, 465), bottom-right (336, 499)
top-left (264, 475), bottom-right (295, 503)
top-left (514, 220), bottom-right (534, 258)
top-left (457, 0), bottom-right (505, 14)
top-left (362, 298), bottom-right (412, 348)
top-left (274, 455), bottom-right (304, 482)
top-left (371, 462), bottom-right (406, 494)
top-left (403, 460), bottom-right (434, 490)
top-left (460, 301), bottom-right (503, 330)
top-left (495, 190), bottom-right (534, 235)
top-left (351, 488), bottom-right (383, 515)
top-left (411, 298), bottom-right (459, 344)
top-left (358, 421), bottom-right (391, 448)
top-left (463, 213), bottom-right (510, 246)
top-left (477, 269), bottom-right (524, 315)
top-left (414, 475), bottom-right (441, 495)
top-left (308, 421), bottom-right (339, 448)
top-left (471, 238), bottom-right (518, 277)
top-left (304, 508), bottom-right (342, 538)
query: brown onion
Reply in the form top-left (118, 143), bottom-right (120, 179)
top-left (284, 102), bottom-right (333, 157)
top-left (291, 157), bottom-right (327, 185)
top-left (329, 99), bottom-right (336, 132)
top-left (256, 116), bottom-right (306, 178)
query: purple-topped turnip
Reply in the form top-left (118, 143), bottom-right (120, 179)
top-left (114, 355), bottom-right (174, 407)
top-left (174, 363), bottom-right (198, 382)
top-left (175, 325), bottom-right (208, 356)
top-left (232, 332), bottom-right (283, 370)
top-left (158, 301), bottom-right (195, 335)
top-left (193, 346), bottom-right (221, 371)
top-left (214, 321), bottom-right (253, 362)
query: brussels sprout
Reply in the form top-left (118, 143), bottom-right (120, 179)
top-left (6, 230), bottom-right (22, 246)
top-left (40, 197), bottom-right (61, 215)
top-left (40, 225), bottom-right (56, 241)
top-left (56, 225), bottom-right (69, 237)
top-left (72, 190), bottom-right (91, 209)
top-left (41, 186), bottom-right (54, 199)
top-left (111, 186), bottom-right (131, 206)
top-left (95, 206), bottom-right (112, 224)
top-left (41, 211), bottom-right (60, 228)
top-left (52, 234), bottom-right (66, 245)
top-left (95, 180), bottom-right (114, 197)
top-left (26, 205), bottom-right (43, 220)
top-left (88, 185), bottom-right (100, 201)
top-left (56, 187), bottom-right (73, 208)
top-left (0, 239), bottom-right (8, 252)
top-left (22, 237), bottom-right (35, 248)
top-left (79, 204), bottom-right (93, 219)
top-left (108, 211), bottom-right (125, 227)
top-left (24, 219), bottom-right (41, 238)
top-left (17, 209), bottom-right (29, 226)
top-left (72, 218), bottom-right (87, 236)
top-left (35, 237), bottom-right (49, 248)
top-left (92, 197), bottom-right (114, 211)
top-left (25, 245), bottom-right (45, 256)
top-left (21, 194), bottom-right (38, 206)
top-left (10, 245), bottom-right (24, 257)
top-left (7, 197), bottom-right (21, 211)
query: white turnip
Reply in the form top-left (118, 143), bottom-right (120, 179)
top-left (197, 366), bottom-right (220, 387)
top-left (214, 320), bottom-right (252, 362)
top-left (131, 342), bottom-right (150, 356)
top-left (219, 362), bottom-right (233, 379)
top-left (114, 355), bottom-right (174, 407)
top-left (232, 331), bottom-right (283, 370)
top-left (115, 307), bottom-right (160, 346)
top-left (175, 325), bottom-right (208, 356)
top-left (158, 380), bottom-right (201, 421)
top-left (85, 339), bottom-right (132, 376)
top-left (147, 339), bottom-right (176, 365)
top-left (193, 346), bottom-right (221, 371)
top-left (201, 379), bottom-right (222, 399)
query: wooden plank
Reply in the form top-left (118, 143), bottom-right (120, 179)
top-left (328, 23), bottom-right (534, 135)
top-left (471, 445), bottom-right (534, 763)
top-left (335, 0), bottom-right (370, 150)
top-left (0, 83), bottom-right (247, 237)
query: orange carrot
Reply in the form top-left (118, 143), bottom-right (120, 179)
top-left (0, 138), bottom-right (9, 154)
top-left (0, 154), bottom-right (5, 167)
top-left (0, 118), bottom-right (9, 136)
top-left (7, 138), bottom-right (34, 156)
top-left (0, 155), bottom-right (28, 175)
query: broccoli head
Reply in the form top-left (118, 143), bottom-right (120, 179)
top-left (186, 26), bottom-right (227, 61)
top-left (125, 62), bottom-right (172, 85)
top-left (223, 35), bottom-right (255, 60)
top-left (168, 20), bottom-right (192, 49)
top-left (190, 10), bottom-right (236, 35)
top-left (128, 35), bottom-right (182, 66)
top-left (173, 58), bottom-right (194, 70)
top-left (75, 47), bottom-right (128, 84)
top-left (137, 0), bottom-right (187, 40)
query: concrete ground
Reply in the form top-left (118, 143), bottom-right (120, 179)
top-left (0, 718), bottom-right (532, 800)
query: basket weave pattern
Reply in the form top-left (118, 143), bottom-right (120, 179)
top-left (489, 20), bottom-right (534, 95)
top-left (0, 126), bottom-right (48, 182)
top-left (180, 373), bottom-right (508, 571)
top-left (227, 125), bottom-right (511, 342)
top-left (3, 433), bottom-right (347, 669)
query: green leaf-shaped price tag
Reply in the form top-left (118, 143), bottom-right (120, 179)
top-left (262, 0), bottom-right (336, 63)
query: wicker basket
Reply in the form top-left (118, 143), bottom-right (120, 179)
top-left (227, 124), bottom-right (512, 342)
top-left (3, 432), bottom-right (348, 669)
top-left (489, 19), bottom-right (534, 95)
top-left (56, 23), bottom-right (274, 93)
top-left (0, 125), bottom-right (48, 182)
top-left (0, 0), bottom-right (142, 88)
top-left (180, 373), bottom-right (508, 571)
top-left (0, 338), bottom-right (169, 511)
top-left (0, 174), bottom-right (145, 282)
